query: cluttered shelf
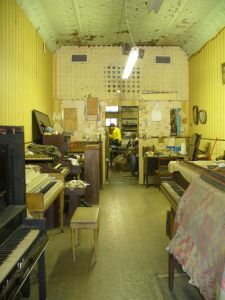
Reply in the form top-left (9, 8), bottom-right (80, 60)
top-left (120, 106), bottom-right (138, 140)
top-left (143, 134), bottom-right (203, 187)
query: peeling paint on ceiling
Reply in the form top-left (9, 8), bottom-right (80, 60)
top-left (17, 0), bottom-right (225, 56)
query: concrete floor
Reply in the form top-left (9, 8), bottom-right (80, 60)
top-left (24, 170), bottom-right (203, 300)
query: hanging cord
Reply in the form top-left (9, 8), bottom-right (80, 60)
top-left (125, 0), bottom-right (135, 46)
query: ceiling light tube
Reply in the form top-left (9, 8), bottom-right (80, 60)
top-left (122, 47), bottom-right (139, 79)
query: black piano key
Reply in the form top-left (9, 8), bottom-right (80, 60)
top-left (166, 181), bottom-right (185, 197)
top-left (0, 254), bottom-right (8, 260)
top-left (0, 228), bottom-right (31, 261)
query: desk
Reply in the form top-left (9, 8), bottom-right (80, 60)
top-left (144, 155), bottom-right (185, 187)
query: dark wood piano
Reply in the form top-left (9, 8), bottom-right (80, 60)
top-left (0, 126), bottom-right (48, 300)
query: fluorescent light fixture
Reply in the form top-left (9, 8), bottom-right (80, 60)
top-left (149, 0), bottom-right (164, 13)
top-left (122, 47), bottom-right (139, 79)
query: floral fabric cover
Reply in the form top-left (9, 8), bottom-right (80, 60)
top-left (167, 176), bottom-right (225, 300)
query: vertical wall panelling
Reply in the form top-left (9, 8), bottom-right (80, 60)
top-left (189, 28), bottom-right (225, 158)
top-left (0, 0), bottom-right (53, 142)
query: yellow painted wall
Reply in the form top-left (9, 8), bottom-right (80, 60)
top-left (0, 0), bottom-right (53, 142)
top-left (189, 29), bottom-right (225, 158)
top-left (57, 46), bottom-right (188, 101)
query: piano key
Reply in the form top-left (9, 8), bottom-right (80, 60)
top-left (160, 181), bottom-right (185, 207)
top-left (0, 229), bottom-right (40, 283)
top-left (54, 163), bottom-right (62, 169)
top-left (25, 154), bottom-right (53, 162)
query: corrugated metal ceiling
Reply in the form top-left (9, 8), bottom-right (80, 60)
top-left (17, 0), bottom-right (225, 55)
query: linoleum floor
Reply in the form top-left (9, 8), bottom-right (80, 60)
top-left (23, 170), bottom-right (202, 300)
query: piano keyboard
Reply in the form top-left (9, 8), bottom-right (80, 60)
top-left (60, 167), bottom-right (69, 175)
top-left (25, 154), bottom-right (53, 162)
top-left (53, 164), bottom-right (69, 175)
top-left (0, 227), bottom-right (39, 284)
top-left (160, 181), bottom-right (185, 209)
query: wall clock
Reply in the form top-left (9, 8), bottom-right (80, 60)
top-left (192, 105), bottom-right (199, 125)
top-left (199, 110), bottom-right (207, 124)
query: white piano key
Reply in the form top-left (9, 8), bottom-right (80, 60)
top-left (0, 229), bottom-right (39, 284)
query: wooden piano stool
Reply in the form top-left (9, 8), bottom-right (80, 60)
top-left (70, 207), bottom-right (100, 262)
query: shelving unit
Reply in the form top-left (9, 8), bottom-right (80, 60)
top-left (120, 106), bottom-right (138, 139)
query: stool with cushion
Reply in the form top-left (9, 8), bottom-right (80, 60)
top-left (70, 207), bottom-right (100, 262)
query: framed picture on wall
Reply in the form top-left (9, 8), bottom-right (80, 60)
top-left (221, 62), bottom-right (225, 84)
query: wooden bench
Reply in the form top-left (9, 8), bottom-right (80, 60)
top-left (70, 207), bottom-right (100, 262)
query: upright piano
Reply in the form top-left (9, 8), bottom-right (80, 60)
top-left (26, 165), bottom-right (64, 231)
top-left (160, 159), bottom-right (225, 238)
top-left (161, 160), bottom-right (225, 298)
top-left (0, 126), bottom-right (48, 300)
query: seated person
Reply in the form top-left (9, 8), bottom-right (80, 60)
top-left (109, 123), bottom-right (121, 146)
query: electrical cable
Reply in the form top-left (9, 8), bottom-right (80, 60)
top-left (125, 0), bottom-right (135, 46)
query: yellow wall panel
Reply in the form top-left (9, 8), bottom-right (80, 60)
top-left (0, 0), bottom-right (53, 142)
top-left (189, 28), bottom-right (225, 158)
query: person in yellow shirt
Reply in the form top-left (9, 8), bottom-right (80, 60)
top-left (109, 123), bottom-right (121, 146)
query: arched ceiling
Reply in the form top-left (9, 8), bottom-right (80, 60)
top-left (17, 0), bottom-right (225, 56)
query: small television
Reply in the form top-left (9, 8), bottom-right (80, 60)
top-left (32, 109), bottom-right (51, 144)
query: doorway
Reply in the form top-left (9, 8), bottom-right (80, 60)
top-left (105, 105), bottom-right (139, 184)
